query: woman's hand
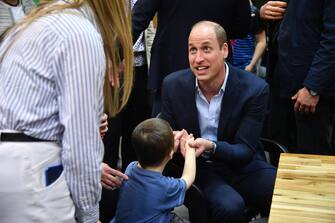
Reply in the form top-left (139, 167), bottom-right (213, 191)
top-left (99, 113), bottom-right (108, 139)
top-left (101, 163), bottom-right (128, 190)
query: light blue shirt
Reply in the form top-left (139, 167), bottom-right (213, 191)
top-left (0, 2), bottom-right (104, 222)
top-left (196, 63), bottom-right (229, 142)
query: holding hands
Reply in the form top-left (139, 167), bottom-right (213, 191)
top-left (173, 129), bottom-right (188, 152)
top-left (174, 130), bottom-right (215, 158)
top-left (189, 138), bottom-right (215, 157)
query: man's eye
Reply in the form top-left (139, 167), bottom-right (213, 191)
top-left (189, 48), bottom-right (197, 54)
top-left (204, 46), bottom-right (211, 52)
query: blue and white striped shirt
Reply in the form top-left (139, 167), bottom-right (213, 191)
top-left (0, 3), bottom-right (104, 223)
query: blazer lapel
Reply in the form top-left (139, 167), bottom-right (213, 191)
top-left (217, 65), bottom-right (240, 139)
top-left (183, 73), bottom-right (201, 138)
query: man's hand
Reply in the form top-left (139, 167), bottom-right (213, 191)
top-left (99, 113), bottom-right (108, 139)
top-left (291, 87), bottom-right (320, 113)
top-left (189, 138), bottom-right (214, 157)
top-left (260, 1), bottom-right (287, 20)
top-left (101, 163), bottom-right (128, 190)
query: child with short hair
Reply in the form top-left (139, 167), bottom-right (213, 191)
top-left (113, 118), bottom-right (196, 223)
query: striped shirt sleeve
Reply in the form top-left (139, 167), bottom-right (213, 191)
top-left (52, 17), bottom-right (105, 223)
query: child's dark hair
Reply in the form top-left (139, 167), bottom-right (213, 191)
top-left (132, 118), bottom-right (174, 168)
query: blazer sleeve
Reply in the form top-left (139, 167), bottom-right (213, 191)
top-left (213, 84), bottom-right (269, 165)
top-left (132, 0), bottom-right (160, 43)
top-left (303, 1), bottom-right (335, 94)
top-left (228, 0), bottom-right (251, 39)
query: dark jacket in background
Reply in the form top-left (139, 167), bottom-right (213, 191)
top-left (276, 0), bottom-right (335, 97)
top-left (132, 0), bottom-right (251, 91)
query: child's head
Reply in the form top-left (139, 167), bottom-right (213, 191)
top-left (132, 118), bottom-right (174, 168)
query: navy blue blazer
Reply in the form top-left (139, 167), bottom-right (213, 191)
top-left (161, 64), bottom-right (271, 173)
top-left (132, 0), bottom-right (250, 91)
top-left (276, 0), bottom-right (335, 97)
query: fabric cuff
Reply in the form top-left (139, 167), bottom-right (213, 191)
top-left (76, 204), bottom-right (99, 223)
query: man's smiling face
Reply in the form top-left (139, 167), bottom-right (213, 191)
top-left (188, 23), bottom-right (228, 85)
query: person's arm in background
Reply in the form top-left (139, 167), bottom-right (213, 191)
top-left (245, 4), bottom-right (267, 73)
top-left (132, 0), bottom-right (159, 43)
top-left (258, 1), bottom-right (287, 81)
top-left (293, 1), bottom-right (335, 113)
top-left (245, 30), bottom-right (266, 73)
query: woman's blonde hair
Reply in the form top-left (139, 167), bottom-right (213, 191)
top-left (1, 0), bottom-right (134, 117)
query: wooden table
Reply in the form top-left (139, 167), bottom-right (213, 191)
top-left (269, 153), bottom-right (335, 223)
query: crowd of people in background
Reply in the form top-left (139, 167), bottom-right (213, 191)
top-left (0, 0), bottom-right (334, 223)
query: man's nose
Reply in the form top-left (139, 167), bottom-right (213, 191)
top-left (195, 52), bottom-right (204, 63)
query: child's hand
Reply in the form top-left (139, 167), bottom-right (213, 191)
top-left (185, 137), bottom-right (196, 151)
top-left (173, 129), bottom-right (187, 152)
top-left (180, 133), bottom-right (195, 157)
top-left (101, 163), bottom-right (128, 190)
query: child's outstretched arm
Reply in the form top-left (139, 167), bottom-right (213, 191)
top-left (181, 137), bottom-right (196, 189)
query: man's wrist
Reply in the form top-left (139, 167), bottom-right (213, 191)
top-left (305, 87), bottom-right (318, 96)
top-left (206, 140), bottom-right (216, 155)
top-left (210, 141), bottom-right (217, 154)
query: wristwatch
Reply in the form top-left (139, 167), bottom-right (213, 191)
top-left (211, 141), bottom-right (216, 154)
top-left (202, 141), bottom-right (217, 159)
top-left (309, 89), bottom-right (318, 96)
top-left (207, 141), bottom-right (217, 155)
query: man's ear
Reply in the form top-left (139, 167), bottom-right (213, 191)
top-left (222, 42), bottom-right (229, 59)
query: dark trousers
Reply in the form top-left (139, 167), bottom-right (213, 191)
top-left (104, 65), bottom-right (151, 170)
top-left (150, 89), bottom-right (162, 118)
top-left (99, 65), bottom-right (151, 223)
top-left (120, 65), bottom-right (151, 170)
top-left (268, 86), bottom-right (333, 155)
top-left (195, 164), bottom-right (276, 223)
